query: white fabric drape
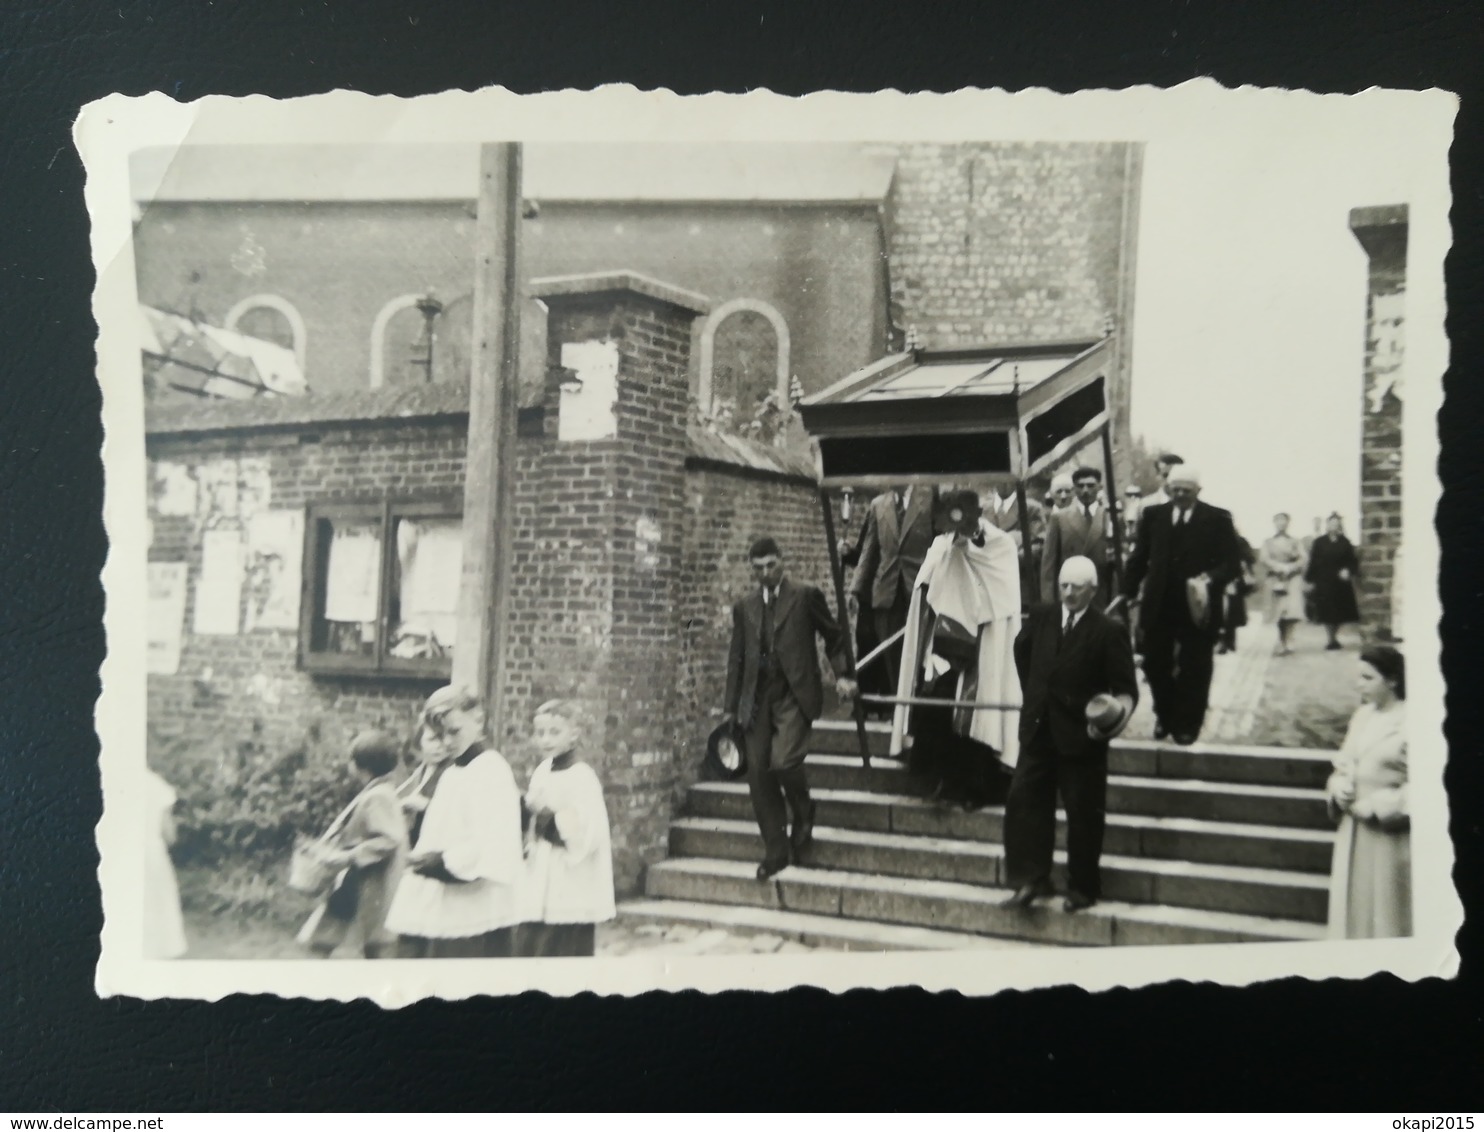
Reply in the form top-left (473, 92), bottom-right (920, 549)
top-left (901, 519), bottom-right (1024, 766)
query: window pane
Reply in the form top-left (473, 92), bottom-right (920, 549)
top-left (313, 517), bottom-right (382, 656)
top-left (389, 516), bottom-right (463, 661)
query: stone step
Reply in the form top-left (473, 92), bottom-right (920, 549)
top-left (687, 781), bottom-right (1336, 874)
top-left (615, 899), bottom-right (1045, 952)
top-left (670, 818), bottom-right (1330, 922)
top-left (646, 857), bottom-right (1326, 947)
top-left (805, 754), bottom-right (1332, 830)
top-left (810, 721), bottom-right (1335, 789)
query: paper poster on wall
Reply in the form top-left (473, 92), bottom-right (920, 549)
top-left (237, 457), bottom-right (272, 519)
top-left (193, 528), bottom-right (244, 635)
top-left (558, 339), bottom-right (620, 441)
top-left (195, 460), bottom-right (240, 527)
top-left (153, 463), bottom-right (198, 518)
top-left (146, 562), bottom-right (189, 675)
top-left (244, 510), bottom-right (304, 632)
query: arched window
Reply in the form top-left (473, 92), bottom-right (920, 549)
top-left (369, 293), bottom-right (473, 389)
top-left (697, 298), bottom-right (791, 417)
top-left (224, 293), bottom-right (306, 372)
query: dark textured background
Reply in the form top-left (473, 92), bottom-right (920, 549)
top-left (0, 0), bottom-right (1479, 1110)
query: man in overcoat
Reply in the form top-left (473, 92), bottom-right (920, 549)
top-left (724, 538), bottom-right (858, 879)
top-left (1004, 556), bottom-right (1138, 913)
top-left (1040, 465), bottom-right (1113, 606)
top-left (1122, 465), bottom-right (1243, 744)
top-left (849, 484), bottom-right (938, 695)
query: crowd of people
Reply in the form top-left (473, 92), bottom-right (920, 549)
top-left (714, 448), bottom-right (1403, 937)
top-left (147, 688), bottom-right (618, 960)
top-left (143, 450), bottom-right (1403, 958)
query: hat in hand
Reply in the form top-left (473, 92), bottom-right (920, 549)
top-left (1085, 693), bottom-right (1130, 740)
top-left (704, 719), bottom-right (747, 780)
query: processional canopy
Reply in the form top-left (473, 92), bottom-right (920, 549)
top-left (798, 337), bottom-right (1113, 488)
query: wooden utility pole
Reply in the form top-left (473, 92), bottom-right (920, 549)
top-left (452, 143), bottom-right (522, 724)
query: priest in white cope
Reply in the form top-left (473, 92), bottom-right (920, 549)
top-left (896, 489), bottom-right (1023, 770)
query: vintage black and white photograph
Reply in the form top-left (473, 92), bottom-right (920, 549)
top-left (81, 85), bottom-right (1457, 1001)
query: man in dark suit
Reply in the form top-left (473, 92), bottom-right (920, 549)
top-left (849, 484), bottom-right (937, 696)
top-left (1040, 465), bottom-right (1114, 606)
top-left (1122, 465), bottom-right (1243, 745)
top-left (724, 538), bottom-right (858, 879)
top-left (1004, 556), bottom-right (1139, 913)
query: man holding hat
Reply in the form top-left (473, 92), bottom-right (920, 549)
top-left (1122, 464), bottom-right (1243, 745)
top-left (723, 537), bottom-right (859, 880)
top-left (1004, 556), bottom-right (1138, 913)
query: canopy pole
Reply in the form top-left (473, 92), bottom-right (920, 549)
top-left (1013, 477), bottom-right (1034, 608)
top-left (819, 488), bottom-right (872, 769)
top-left (1101, 423), bottom-right (1125, 598)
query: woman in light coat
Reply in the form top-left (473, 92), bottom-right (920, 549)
top-left (1326, 646), bottom-right (1410, 939)
top-left (1259, 512), bottom-right (1308, 656)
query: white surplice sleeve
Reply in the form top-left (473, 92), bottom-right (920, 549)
top-left (441, 752), bottom-right (523, 886)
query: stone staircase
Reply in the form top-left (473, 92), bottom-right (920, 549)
top-left (618, 720), bottom-right (1339, 950)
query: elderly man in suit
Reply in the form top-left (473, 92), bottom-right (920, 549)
top-left (1040, 465), bottom-right (1113, 606)
top-left (1122, 465), bottom-right (1243, 745)
top-left (1048, 473), bottom-right (1076, 514)
top-left (724, 537), bottom-right (859, 880)
top-left (849, 484), bottom-right (937, 697)
top-left (1004, 556), bottom-right (1138, 913)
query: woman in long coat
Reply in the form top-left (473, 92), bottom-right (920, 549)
top-left (1305, 513), bottom-right (1361, 649)
top-left (1326, 646), bottom-right (1409, 939)
top-left (1260, 513), bottom-right (1309, 655)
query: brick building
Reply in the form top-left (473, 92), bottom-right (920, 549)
top-left (146, 272), bottom-right (836, 894)
top-left (1349, 204), bottom-right (1407, 641)
top-left (132, 142), bottom-right (1141, 466)
top-left (140, 143), bottom-right (1145, 896)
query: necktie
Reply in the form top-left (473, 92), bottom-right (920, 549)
top-left (1084, 504), bottom-right (1093, 522)
top-left (761, 588), bottom-right (775, 658)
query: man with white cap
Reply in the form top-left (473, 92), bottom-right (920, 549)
top-left (1004, 555), bottom-right (1138, 913)
top-left (1122, 464), bottom-right (1243, 745)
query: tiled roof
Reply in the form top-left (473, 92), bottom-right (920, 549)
top-left (685, 424), bottom-right (818, 482)
top-left (145, 381), bottom-right (471, 435)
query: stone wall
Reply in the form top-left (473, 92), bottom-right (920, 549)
top-left (1350, 205), bottom-right (1408, 641)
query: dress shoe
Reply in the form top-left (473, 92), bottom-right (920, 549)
top-left (1326, 640), bottom-right (1342, 651)
top-left (1002, 882), bottom-right (1053, 909)
top-left (790, 801), bottom-right (817, 854)
top-left (1063, 891), bottom-right (1096, 913)
top-left (1153, 721), bottom-right (1170, 741)
top-left (756, 856), bottom-right (790, 881)
top-left (1172, 732), bottom-right (1198, 746)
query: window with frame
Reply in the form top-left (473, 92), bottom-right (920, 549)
top-left (301, 498), bottom-right (464, 678)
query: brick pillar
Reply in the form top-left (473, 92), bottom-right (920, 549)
top-left (511, 270), bottom-right (709, 895)
top-left (1349, 206), bottom-right (1408, 642)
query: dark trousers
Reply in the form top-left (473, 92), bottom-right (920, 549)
top-left (872, 600), bottom-right (910, 694)
top-left (521, 922), bottom-right (597, 957)
top-left (1140, 594), bottom-right (1217, 738)
top-left (1003, 724), bottom-right (1110, 899)
top-left (396, 927), bottom-right (517, 958)
top-left (743, 673), bottom-right (813, 867)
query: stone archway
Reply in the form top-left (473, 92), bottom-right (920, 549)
top-left (697, 297), bottom-right (791, 412)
